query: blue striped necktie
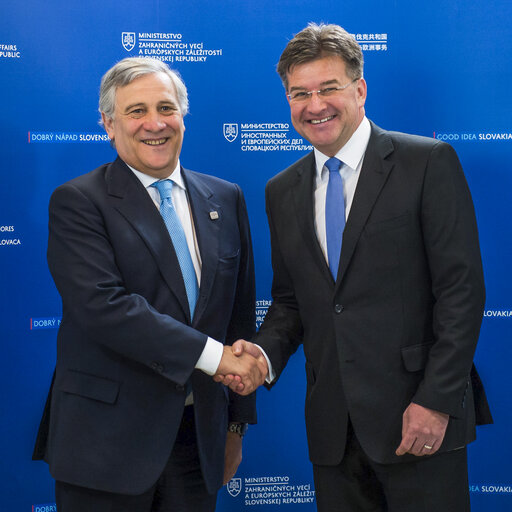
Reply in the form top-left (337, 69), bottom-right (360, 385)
top-left (151, 179), bottom-right (199, 318)
top-left (325, 157), bottom-right (345, 280)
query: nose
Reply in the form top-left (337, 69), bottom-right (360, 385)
top-left (142, 111), bottom-right (166, 131)
top-left (307, 91), bottom-right (328, 112)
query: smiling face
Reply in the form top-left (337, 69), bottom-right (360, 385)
top-left (286, 55), bottom-right (367, 156)
top-left (102, 72), bottom-right (185, 178)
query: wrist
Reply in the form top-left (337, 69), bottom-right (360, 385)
top-left (228, 422), bottom-right (248, 438)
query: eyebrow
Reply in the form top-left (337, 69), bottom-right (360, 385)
top-left (123, 102), bottom-right (146, 113)
top-left (289, 79), bottom-right (340, 92)
top-left (122, 100), bottom-right (178, 113)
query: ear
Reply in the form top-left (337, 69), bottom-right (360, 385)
top-left (101, 112), bottom-right (115, 141)
top-left (355, 78), bottom-right (367, 107)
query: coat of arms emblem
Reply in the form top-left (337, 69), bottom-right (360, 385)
top-left (223, 123), bottom-right (238, 143)
top-left (122, 32), bottom-right (136, 52)
top-left (227, 477), bottom-right (242, 497)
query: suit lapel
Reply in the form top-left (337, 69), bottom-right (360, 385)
top-left (291, 153), bottom-right (333, 286)
top-left (182, 168), bottom-right (221, 325)
top-left (335, 122), bottom-right (395, 290)
top-left (106, 158), bottom-right (191, 320)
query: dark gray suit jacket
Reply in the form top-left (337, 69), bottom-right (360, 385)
top-left (256, 121), bottom-right (492, 466)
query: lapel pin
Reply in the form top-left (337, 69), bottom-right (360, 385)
top-left (209, 211), bottom-right (219, 220)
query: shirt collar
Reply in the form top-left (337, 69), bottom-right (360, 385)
top-left (127, 160), bottom-right (185, 191)
top-left (314, 116), bottom-right (371, 178)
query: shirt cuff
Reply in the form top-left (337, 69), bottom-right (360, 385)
top-left (195, 337), bottom-right (223, 376)
top-left (254, 344), bottom-right (276, 383)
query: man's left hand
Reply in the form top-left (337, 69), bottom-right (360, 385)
top-left (395, 402), bottom-right (449, 456)
top-left (223, 432), bottom-right (243, 485)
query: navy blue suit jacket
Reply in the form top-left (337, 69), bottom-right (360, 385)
top-left (33, 157), bottom-right (256, 495)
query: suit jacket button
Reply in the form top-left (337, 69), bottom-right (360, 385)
top-left (335, 304), bottom-right (344, 314)
top-left (176, 384), bottom-right (185, 391)
top-left (151, 362), bottom-right (163, 372)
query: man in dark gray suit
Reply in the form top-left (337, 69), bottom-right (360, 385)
top-left (217, 23), bottom-right (492, 511)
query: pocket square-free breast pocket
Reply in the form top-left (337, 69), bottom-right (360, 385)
top-left (217, 249), bottom-right (240, 270)
top-left (365, 212), bottom-right (410, 236)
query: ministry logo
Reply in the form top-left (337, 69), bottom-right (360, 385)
top-left (227, 478), bottom-right (242, 497)
top-left (223, 123), bottom-right (238, 142)
top-left (122, 32), bottom-right (136, 52)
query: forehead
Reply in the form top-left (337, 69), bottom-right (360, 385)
top-left (287, 56), bottom-right (349, 87)
top-left (114, 72), bottom-right (178, 106)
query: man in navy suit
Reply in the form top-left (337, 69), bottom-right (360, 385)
top-left (33, 57), bottom-right (266, 512)
top-left (218, 23), bottom-right (492, 511)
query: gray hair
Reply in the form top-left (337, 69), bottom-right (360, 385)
top-left (99, 57), bottom-right (189, 124)
top-left (277, 23), bottom-right (364, 91)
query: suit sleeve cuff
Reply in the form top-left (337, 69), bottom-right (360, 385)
top-left (255, 344), bottom-right (276, 383)
top-left (195, 337), bottom-right (223, 376)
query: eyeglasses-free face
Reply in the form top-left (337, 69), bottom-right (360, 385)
top-left (102, 72), bottom-right (185, 179)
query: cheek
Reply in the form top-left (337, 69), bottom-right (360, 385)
top-left (173, 117), bottom-right (185, 133)
top-left (122, 120), bottom-right (140, 136)
top-left (289, 106), bottom-right (304, 123)
top-left (344, 95), bottom-right (360, 112)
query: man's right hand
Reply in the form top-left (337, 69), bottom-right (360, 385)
top-left (214, 341), bottom-right (268, 395)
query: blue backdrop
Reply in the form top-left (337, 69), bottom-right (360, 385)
top-left (1, 0), bottom-right (511, 510)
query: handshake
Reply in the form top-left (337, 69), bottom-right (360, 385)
top-left (214, 340), bottom-right (269, 395)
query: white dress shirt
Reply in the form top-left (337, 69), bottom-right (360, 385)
top-left (128, 162), bottom-right (224, 381)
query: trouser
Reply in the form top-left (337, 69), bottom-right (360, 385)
top-left (313, 420), bottom-right (470, 511)
top-left (55, 406), bottom-right (217, 512)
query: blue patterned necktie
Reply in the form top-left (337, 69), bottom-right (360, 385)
top-left (151, 179), bottom-right (199, 318)
top-left (325, 157), bottom-right (345, 280)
